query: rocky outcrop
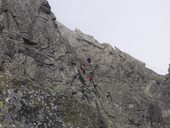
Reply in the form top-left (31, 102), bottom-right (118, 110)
top-left (0, 0), bottom-right (169, 128)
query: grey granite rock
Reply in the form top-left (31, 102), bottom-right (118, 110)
top-left (0, 0), bottom-right (169, 127)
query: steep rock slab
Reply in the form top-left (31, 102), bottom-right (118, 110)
top-left (0, 0), bottom-right (169, 128)
top-left (0, 0), bottom-right (107, 127)
top-left (57, 14), bottom-right (168, 128)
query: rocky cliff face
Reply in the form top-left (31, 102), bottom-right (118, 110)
top-left (0, 0), bottom-right (170, 128)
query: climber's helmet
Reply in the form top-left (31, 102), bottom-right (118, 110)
top-left (87, 58), bottom-right (91, 63)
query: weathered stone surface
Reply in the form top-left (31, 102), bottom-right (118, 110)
top-left (0, 0), bottom-right (170, 127)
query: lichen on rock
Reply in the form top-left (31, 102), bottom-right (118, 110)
top-left (0, 0), bottom-right (169, 127)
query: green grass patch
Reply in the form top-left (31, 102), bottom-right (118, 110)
top-left (0, 101), bottom-right (4, 109)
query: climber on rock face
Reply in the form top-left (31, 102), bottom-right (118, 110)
top-left (80, 58), bottom-right (91, 75)
top-left (168, 64), bottom-right (170, 74)
top-left (70, 57), bottom-right (98, 88)
top-left (80, 58), bottom-right (97, 88)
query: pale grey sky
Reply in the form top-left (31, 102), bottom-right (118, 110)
top-left (48, 0), bottom-right (170, 75)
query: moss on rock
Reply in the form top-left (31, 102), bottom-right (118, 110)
top-left (59, 95), bottom-right (96, 128)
